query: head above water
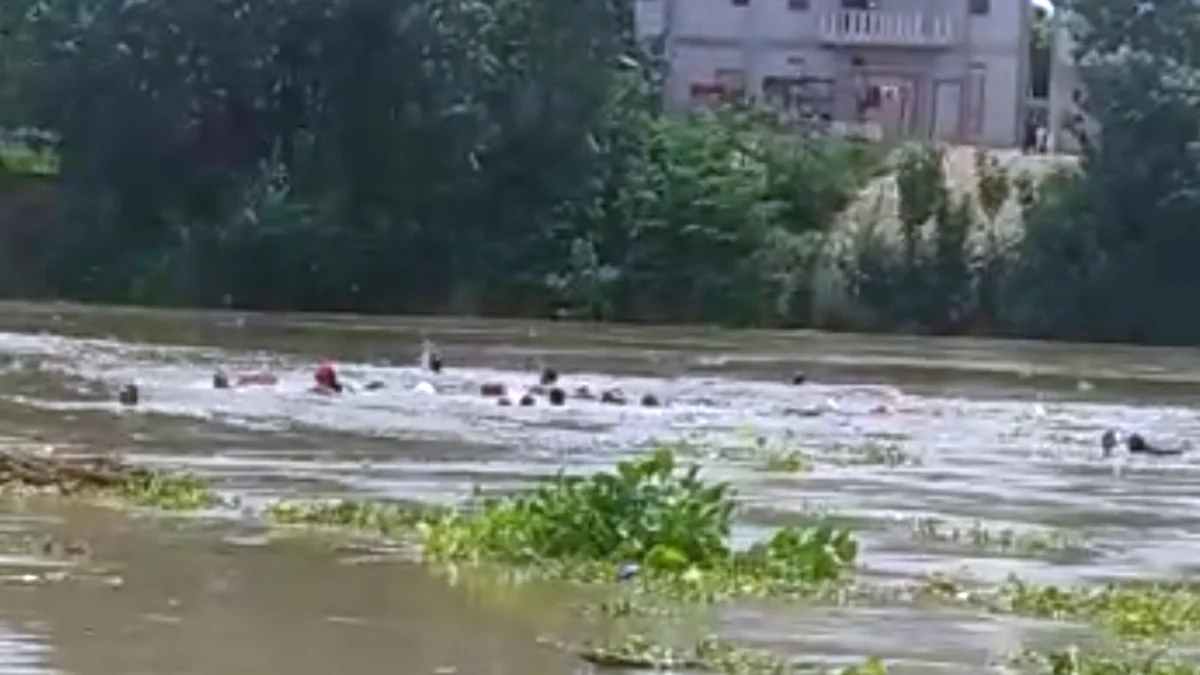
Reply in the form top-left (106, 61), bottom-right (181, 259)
top-left (1126, 433), bottom-right (1147, 453)
top-left (540, 367), bottom-right (558, 386)
top-left (315, 361), bottom-right (341, 391)
top-left (420, 339), bottom-right (442, 374)
top-left (1102, 429), bottom-right (1165, 456)
top-left (212, 371), bottom-right (230, 389)
top-left (118, 383), bottom-right (139, 406)
top-left (1101, 429), bottom-right (1118, 456)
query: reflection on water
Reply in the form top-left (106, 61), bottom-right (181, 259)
top-left (0, 301), bottom-right (1197, 673)
top-left (0, 619), bottom-right (54, 675)
top-left (0, 506), bottom-right (576, 675)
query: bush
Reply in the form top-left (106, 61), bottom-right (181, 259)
top-left (553, 108), bottom-right (885, 325)
top-left (270, 448), bottom-right (859, 592)
top-left (2, 0), bottom-right (885, 324)
top-left (842, 144), bottom-right (981, 333)
top-left (421, 448), bottom-right (859, 584)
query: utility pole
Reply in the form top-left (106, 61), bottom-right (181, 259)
top-left (1045, 3), bottom-right (1063, 152)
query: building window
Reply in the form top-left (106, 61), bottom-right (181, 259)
top-left (788, 0), bottom-right (809, 10)
top-left (969, 0), bottom-right (989, 15)
top-left (714, 68), bottom-right (747, 95)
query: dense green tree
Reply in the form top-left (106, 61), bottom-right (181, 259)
top-left (0, 0), bottom-right (879, 325)
top-left (1002, 0), bottom-right (1200, 343)
top-left (15, 0), bottom-right (636, 311)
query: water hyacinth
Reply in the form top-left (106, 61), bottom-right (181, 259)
top-left (416, 448), bottom-right (860, 591)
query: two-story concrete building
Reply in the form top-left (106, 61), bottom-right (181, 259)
top-left (635, 0), bottom-right (1035, 147)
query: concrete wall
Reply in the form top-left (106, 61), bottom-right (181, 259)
top-left (965, 0), bottom-right (1030, 146)
top-left (640, 0), bottom-right (1034, 147)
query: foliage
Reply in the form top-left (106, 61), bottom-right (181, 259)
top-left (843, 144), bottom-right (978, 333)
top-left (420, 448), bottom-right (859, 584)
top-left (553, 108), bottom-right (881, 324)
top-left (268, 498), bottom-right (448, 535)
top-left (576, 634), bottom-right (889, 674)
top-left (920, 573), bottom-right (1200, 640)
top-left (1015, 646), bottom-right (1200, 675)
top-left (264, 449), bottom-right (858, 596)
top-left (0, 0), bottom-right (882, 325)
top-left (909, 518), bottom-right (1087, 559)
top-left (998, 0), bottom-right (1200, 344)
top-left (3, 0), bottom-right (1200, 343)
top-left (117, 470), bottom-right (224, 511)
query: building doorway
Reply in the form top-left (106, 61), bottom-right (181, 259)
top-left (855, 74), bottom-right (916, 139)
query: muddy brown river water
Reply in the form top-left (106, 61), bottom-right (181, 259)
top-left (0, 301), bottom-right (1199, 674)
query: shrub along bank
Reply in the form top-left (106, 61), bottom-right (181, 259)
top-left (0, 0), bottom-right (885, 325)
top-left (1, 0), bottom-right (1200, 344)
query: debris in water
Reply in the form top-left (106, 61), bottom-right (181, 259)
top-left (0, 449), bottom-right (219, 510)
top-left (40, 536), bottom-right (91, 559)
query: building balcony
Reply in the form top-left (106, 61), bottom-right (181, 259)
top-left (818, 10), bottom-right (956, 48)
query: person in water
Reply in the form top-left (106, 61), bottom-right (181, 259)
top-left (1102, 429), bottom-right (1184, 457)
top-left (313, 361), bottom-right (344, 394)
top-left (213, 370), bottom-right (279, 389)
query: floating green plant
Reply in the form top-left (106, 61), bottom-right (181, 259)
top-left (760, 450), bottom-right (812, 473)
top-left (1012, 645), bottom-right (1200, 675)
top-left (909, 518), bottom-right (1086, 558)
top-left (261, 449), bottom-right (859, 600)
top-left (267, 497), bottom-right (448, 537)
top-left (572, 634), bottom-right (888, 674)
top-left (116, 470), bottom-right (223, 510)
top-left (918, 573), bottom-right (1200, 639)
top-left (416, 449), bottom-right (859, 595)
top-left (827, 442), bottom-right (918, 468)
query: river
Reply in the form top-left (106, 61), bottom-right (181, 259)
top-left (0, 301), bottom-right (1198, 674)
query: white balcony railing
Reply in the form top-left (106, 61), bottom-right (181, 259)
top-left (819, 10), bottom-right (956, 48)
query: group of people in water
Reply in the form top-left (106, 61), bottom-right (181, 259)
top-left (111, 348), bottom-right (1184, 459)
top-left (1101, 429), bottom-right (1182, 457)
top-left (117, 349), bottom-right (662, 409)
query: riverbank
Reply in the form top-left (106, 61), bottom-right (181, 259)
top-left (0, 145), bottom-right (1100, 342)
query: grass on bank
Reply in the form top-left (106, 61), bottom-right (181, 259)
top-left (4, 446), bottom-right (1200, 672)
